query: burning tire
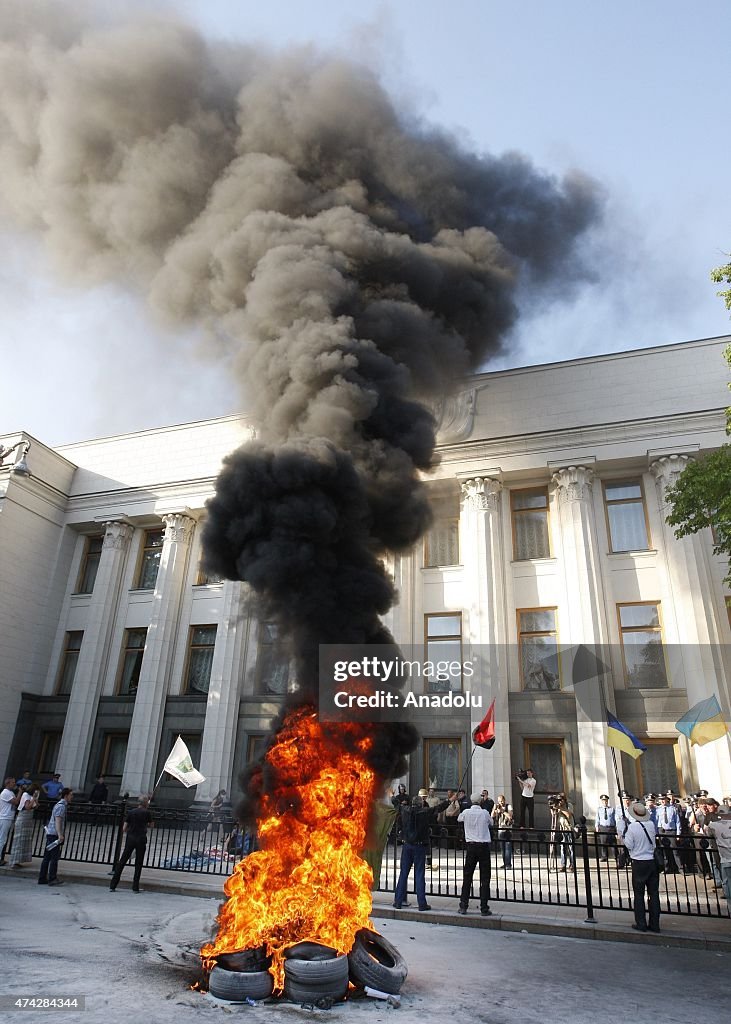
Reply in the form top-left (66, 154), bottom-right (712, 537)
top-left (283, 953), bottom-right (349, 1002)
top-left (348, 929), bottom-right (408, 995)
top-left (284, 942), bottom-right (337, 961)
top-left (217, 947), bottom-right (272, 972)
top-left (208, 965), bottom-right (274, 1002)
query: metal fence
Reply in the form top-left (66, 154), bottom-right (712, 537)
top-left (6, 804), bottom-right (728, 920)
top-left (376, 824), bottom-right (729, 919)
top-left (12, 800), bottom-right (245, 877)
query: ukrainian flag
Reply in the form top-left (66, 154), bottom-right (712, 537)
top-left (606, 711), bottom-right (647, 760)
top-left (675, 695), bottom-right (729, 747)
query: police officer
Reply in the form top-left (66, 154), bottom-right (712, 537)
top-left (644, 794), bottom-right (659, 828)
top-left (595, 794), bottom-right (617, 862)
top-left (657, 793), bottom-right (681, 872)
top-left (615, 792), bottom-right (636, 868)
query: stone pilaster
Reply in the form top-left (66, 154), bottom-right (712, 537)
top-left (458, 475), bottom-right (511, 798)
top-left (122, 513), bottom-right (195, 795)
top-left (650, 456), bottom-right (731, 795)
top-left (551, 466), bottom-right (613, 814)
top-left (57, 521), bottom-right (134, 788)
top-left (197, 580), bottom-right (249, 801)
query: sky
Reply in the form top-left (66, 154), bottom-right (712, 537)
top-left (0, 0), bottom-right (729, 447)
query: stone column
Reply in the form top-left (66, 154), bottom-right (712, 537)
top-left (197, 580), bottom-right (250, 802)
top-left (458, 475), bottom-right (511, 798)
top-left (650, 456), bottom-right (731, 795)
top-left (57, 521), bottom-right (134, 788)
top-left (122, 513), bottom-right (195, 795)
top-left (551, 466), bottom-right (613, 814)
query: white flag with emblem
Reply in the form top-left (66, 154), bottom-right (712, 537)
top-left (163, 736), bottom-right (205, 788)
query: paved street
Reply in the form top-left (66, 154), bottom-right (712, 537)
top-left (1, 874), bottom-right (728, 1024)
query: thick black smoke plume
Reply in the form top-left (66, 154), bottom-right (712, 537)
top-left (0, 3), bottom-right (603, 800)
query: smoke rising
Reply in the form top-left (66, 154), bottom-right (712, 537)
top-left (0, 2), bottom-right (603, 794)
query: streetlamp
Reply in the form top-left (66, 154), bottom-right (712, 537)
top-left (0, 440), bottom-right (31, 477)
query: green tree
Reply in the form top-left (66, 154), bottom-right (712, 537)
top-left (663, 263), bottom-right (731, 584)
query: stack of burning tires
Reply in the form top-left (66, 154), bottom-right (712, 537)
top-left (208, 929), bottom-right (407, 1006)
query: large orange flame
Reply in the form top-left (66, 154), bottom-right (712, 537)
top-left (201, 707), bottom-right (378, 991)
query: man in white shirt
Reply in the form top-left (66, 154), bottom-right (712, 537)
top-left (457, 793), bottom-right (493, 916)
top-left (0, 776), bottom-right (20, 865)
top-left (623, 801), bottom-right (661, 934)
top-left (517, 770), bottom-right (536, 828)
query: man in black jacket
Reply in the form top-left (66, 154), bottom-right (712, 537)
top-left (393, 793), bottom-right (449, 911)
top-left (109, 795), bottom-right (153, 893)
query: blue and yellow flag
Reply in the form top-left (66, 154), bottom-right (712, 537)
top-left (675, 695), bottom-right (729, 747)
top-left (606, 711), bottom-right (647, 760)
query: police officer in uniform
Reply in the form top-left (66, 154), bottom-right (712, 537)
top-left (595, 794), bottom-right (617, 862)
top-left (657, 792), bottom-right (681, 872)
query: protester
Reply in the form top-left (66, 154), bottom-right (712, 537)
top-left (38, 788), bottom-right (73, 886)
top-left (393, 793), bottom-right (449, 911)
top-left (110, 795), bottom-right (154, 893)
top-left (204, 789), bottom-right (227, 841)
top-left (457, 792), bottom-right (493, 916)
top-left (623, 801), bottom-right (661, 933)
top-left (479, 789), bottom-right (495, 815)
top-left (390, 783), bottom-right (410, 809)
top-left (10, 786), bottom-right (39, 868)
top-left (0, 776), bottom-right (20, 865)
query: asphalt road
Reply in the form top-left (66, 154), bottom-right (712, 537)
top-left (1, 875), bottom-right (727, 1024)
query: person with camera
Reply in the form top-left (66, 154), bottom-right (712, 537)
top-left (622, 801), bottom-right (661, 933)
top-left (516, 769), bottom-right (536, 829)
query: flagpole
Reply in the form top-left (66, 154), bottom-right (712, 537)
top-left (457, 744), bottom-right (478, 796)
top-left (149, 770), bottom-right (164, 798)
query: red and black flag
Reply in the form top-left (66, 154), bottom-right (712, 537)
top-left (473, 699), bottom-right (496, 749)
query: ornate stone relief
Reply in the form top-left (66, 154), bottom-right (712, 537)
top-left (460, 476), bottom-right (502, 512)
top-left (551, 465), bottom-right (594, 503)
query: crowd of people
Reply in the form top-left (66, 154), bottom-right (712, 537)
top-left (387, 779), bottom-right (731, 930)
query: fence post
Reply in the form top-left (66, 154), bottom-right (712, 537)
top-left (111, 798), bottom-right (127, 870)
top-left (579, 820), bottom-right (597, 923)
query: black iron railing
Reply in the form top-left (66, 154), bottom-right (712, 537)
top-left (6, 805), bottom-right (728, 919)
top-left (376, 824), bottom-right (729, 919)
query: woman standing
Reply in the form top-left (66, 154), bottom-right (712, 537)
top-left (10, 785), bottom-right (39, 868)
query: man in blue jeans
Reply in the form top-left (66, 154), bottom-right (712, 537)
top-left (38, 788), bottom-right (73, 886)
top-left (393, 791), bottom-right (449, 911)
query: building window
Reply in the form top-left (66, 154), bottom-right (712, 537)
top-left (136, 528), bottom-right (164, 590)
top-left (424, 489), bottom-right (460, 567)
top-left (524, 739), bottom-right (566, 795)
top-left (196, 563), bottom-right (223, 586)
top-left (518, 609), bottom-right (560, 691)
top-left (101, 733), bottom-right (128, 777)
top-left (618, 603), bottom-right (668, 688)
top-left (603, 480), bottom-right (650, 552)
top-left (625, 739), bottom-right (681, 796)
top-left (76, 534), bottom-right (104, 594)
top-left (38, 732), bottom-right (62, 774)
top-left (424, 613), bottom-right (463, 692)
top-left (247, 735), bottom-right (268, 765)
top-left (255, 622), bottom-right (290, 695)
top-left (424, 738), bottom-right (462, 790)
top-left (184, 625), bottom-right (217, 694)
top-left (511, 487), bottom-right (550, 560)
top-left (56, 631), bottom-right (83, 696)
top-left (117, 628), bottom-right (147, 696)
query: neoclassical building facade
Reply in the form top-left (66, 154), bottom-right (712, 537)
top-left (1, 336), bottom-right (730, 819)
